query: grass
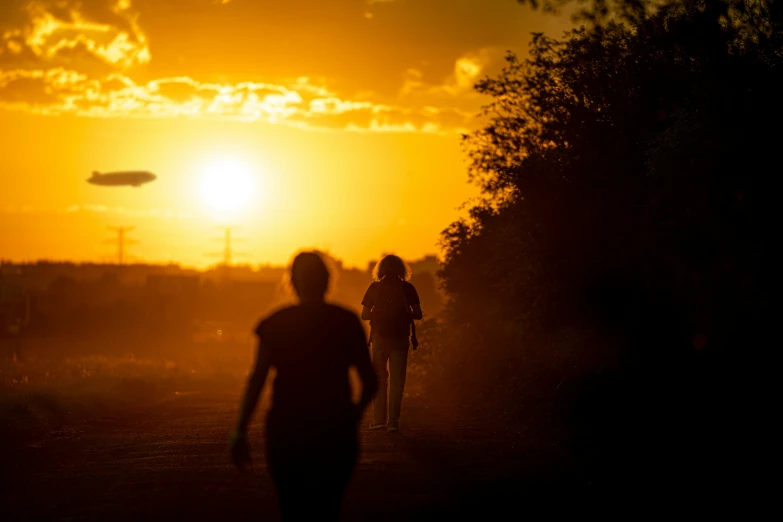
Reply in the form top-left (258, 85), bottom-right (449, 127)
top-left (0, 342), bottom-right (256, 453)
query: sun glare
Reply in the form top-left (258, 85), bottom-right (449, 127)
top-left (199, 157), bottom-right (256, 216)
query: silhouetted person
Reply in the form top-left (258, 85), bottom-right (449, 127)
top-left (230, 251), bottom-right (377, 522)
top-left (361, 255), bottom-right (423, 432)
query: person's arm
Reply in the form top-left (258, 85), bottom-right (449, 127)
top-left (230, 339), bottom-right (272, 470)
top-left (234, 342), bottom-right (271, 433)
top-left (350, 317), bottom-right (378, 415)
top-left (360, 283), bottom-right (375, 321)
top-left (407, 283), bottom-right (423, 320)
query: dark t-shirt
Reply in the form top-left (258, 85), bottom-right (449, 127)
top-left (361, 280), bottom-right (420, 338)
top-left (254, 303), bottom-right (369, 428)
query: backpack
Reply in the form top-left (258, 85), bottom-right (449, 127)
top-left (371, 278), bottom-right (412, 339)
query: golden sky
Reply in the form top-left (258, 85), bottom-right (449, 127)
top-left (0, 0), bottom-right (566, 268)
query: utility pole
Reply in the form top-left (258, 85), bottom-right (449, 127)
top-left (207, 226), bottom-right (246, 269)
top-left (222, 227), bottom-right (233, 267)
top-left (107, 226), bottom-right (136, 265)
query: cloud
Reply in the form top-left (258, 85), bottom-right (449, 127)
top-left (0, 74), bottom-right (59, 105)
top-left (3, 204), bottom-right (193, 222)
top-left (0, 65), bottom-right (475, 132)
top-left (0, 68), bottom-right (93, 110)
top-left (0, 0), bottom-right (150, 73)
top-left (400, 47), bottom-right (502, 100)
top-left (0, 1), bottom-right (479, 133)
top-left (65, 204), bottom-right (193, 219)
top-left (364, 0), bottom-right (397, 20)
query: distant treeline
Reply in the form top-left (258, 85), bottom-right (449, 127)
top-left (1, 256), bottom-right (443, 343)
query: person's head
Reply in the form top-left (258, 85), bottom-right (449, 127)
top-left (372, 254), bottom-right (411, 282)
top-left (290, 251), bottom-right (330, 301)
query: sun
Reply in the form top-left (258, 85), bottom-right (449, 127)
top-left (199, 157), bottom-right (256, 216)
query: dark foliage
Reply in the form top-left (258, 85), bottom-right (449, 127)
top-left (433, 0), bottom-right (779, 498)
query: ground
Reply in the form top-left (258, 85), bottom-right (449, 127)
top-left (1, 351), bottom-right (559, 522)
top-left (2, 393), bottom-right (548, 522)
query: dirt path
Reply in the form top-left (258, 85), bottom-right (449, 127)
top-left (3, 391), bottom-right (548, 522)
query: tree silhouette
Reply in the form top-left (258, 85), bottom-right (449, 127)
top-left (441, 0), bottom-right (779, 339)
top-left (433, 2), bottom-right (779, 491)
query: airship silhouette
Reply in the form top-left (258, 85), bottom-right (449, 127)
top-left (87, 171), bottom-right (157, 187)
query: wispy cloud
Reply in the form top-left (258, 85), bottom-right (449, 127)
top-left (65, 204), bottom-right (193, 219)
top-left (401, 47), bottom-right (501, 98)
top-left (5, 203), bottom-right (193, 220)
top-left (364, 0), bottom-right (397, 19)
top-left (0, 67), bottom-right (473, 133)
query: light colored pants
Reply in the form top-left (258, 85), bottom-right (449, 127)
top-left (371, 334), bottom-right (410, 427)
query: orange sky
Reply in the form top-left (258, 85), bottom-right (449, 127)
top-left (1, 0), bottom-right (567, 268)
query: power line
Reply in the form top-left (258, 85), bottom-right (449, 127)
top-left (106, 226), bottom-right (137, 265)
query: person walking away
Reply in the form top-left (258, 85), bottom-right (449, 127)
top-left (230, 252), bottom-right (378, 522)
top-left (361, 254), bottom-right (423, 433)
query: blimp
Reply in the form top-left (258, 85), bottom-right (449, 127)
top-left (88, 170), bottom-right (157, 187)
